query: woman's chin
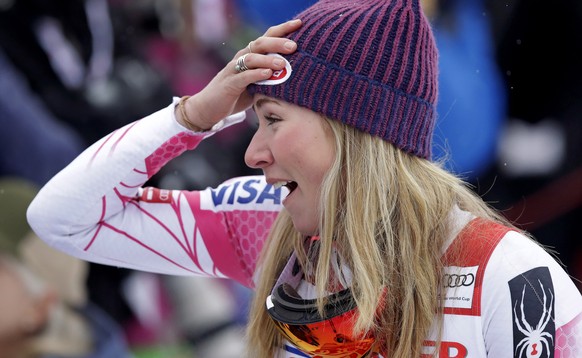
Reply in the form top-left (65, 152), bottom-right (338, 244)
top-left (291, 218), bottom-right (319, 237)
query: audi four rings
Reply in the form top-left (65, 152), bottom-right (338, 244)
top-left (443, 273), bottom-right (475, 288)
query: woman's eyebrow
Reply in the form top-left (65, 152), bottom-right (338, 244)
top-left (253, 98), bottom-right (282, 111)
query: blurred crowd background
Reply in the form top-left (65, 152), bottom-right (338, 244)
top-left (0, 0), bottom-right (580, 356)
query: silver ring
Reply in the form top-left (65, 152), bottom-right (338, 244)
top-left (247, 41), bottom-right (254, 53)
top-left (234, 53), bottom-right (250, 73)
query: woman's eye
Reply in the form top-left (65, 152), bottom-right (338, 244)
top-left (264, 115), bottom-right (281, 125)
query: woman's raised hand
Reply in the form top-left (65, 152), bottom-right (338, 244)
top-left (176, 19), bottom-right (301, 131)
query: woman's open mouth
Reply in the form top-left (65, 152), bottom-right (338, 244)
top-left (273, 180), bottom-right (298, 194)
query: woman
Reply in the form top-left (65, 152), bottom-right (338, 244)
top-left (27, 0), bottom-right (582, 357)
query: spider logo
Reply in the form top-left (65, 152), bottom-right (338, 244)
top-left (513, 279), bottom-right (554, 358)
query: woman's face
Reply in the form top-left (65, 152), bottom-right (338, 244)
top-left (245, 95), bottom-right (336, 235)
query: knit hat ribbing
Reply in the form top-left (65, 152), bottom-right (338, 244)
top-left (248, 0), bottom-right (439, 159)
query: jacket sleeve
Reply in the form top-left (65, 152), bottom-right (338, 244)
top-left (481, 231), bottom-right (582, 357)
top-left (27, 98), bottom-right (283, 287)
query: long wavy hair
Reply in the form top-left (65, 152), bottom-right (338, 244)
top-left (246, 117), bottom-right (511, 357)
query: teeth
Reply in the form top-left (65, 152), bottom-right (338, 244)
top-left (272, 181), bottom-right (291, 189)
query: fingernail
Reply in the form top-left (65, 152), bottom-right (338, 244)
top-left (289, 19), bottom-right (301, 25)
top-left (284, 41), bottom-right (296, 50)
top-left (262, 69), bottom-right (272, 76)
top-left (273, 59), bottom-right (284, 67)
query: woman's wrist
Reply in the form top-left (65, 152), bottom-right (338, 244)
top-left (175, 95), bottom-right (208, 132)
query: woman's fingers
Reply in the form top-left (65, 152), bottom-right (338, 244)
top-left (233, 37), bottom-right (297, 59)
top-left (243, 37), bottom-right (298, 56)
top-left (264, 19), bottom-right (302, 37)
top-left (234, 53), bottom-right (286, 73)
top-left (224, 20), bottom-right (301, 113)
top-left (182, 19), bottom-right (302, 129)
top-left (233, 19), bottom-right (301, 58)
top-left (229, 44), bottom-right (295, 85)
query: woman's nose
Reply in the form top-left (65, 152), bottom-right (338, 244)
top-left (244, 130), bottom-right (272, 169)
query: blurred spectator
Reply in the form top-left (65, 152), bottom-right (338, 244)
top-left (426, 0), bottom-right (507, 180)
top-left (0, 48), bottom-right (84, 186)
top-left (482, 0), bottom-right (582, 290)
top-left (0, 0), bottom-right (174, 144)
top-left (0, 0), bottom-right (176, 343)
top-left (0, 177), bottom-right (132, 357)
top-left (0, 1), bottom-right (257, 355)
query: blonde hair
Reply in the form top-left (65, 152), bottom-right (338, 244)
top-left (246, 118), bottom-right (510, 357)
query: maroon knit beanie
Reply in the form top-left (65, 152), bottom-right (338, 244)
top-left (248, 0), bottom-right (439, 159)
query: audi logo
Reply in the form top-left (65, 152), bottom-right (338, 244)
top-left (443, 273), bottom-right (475, 288)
